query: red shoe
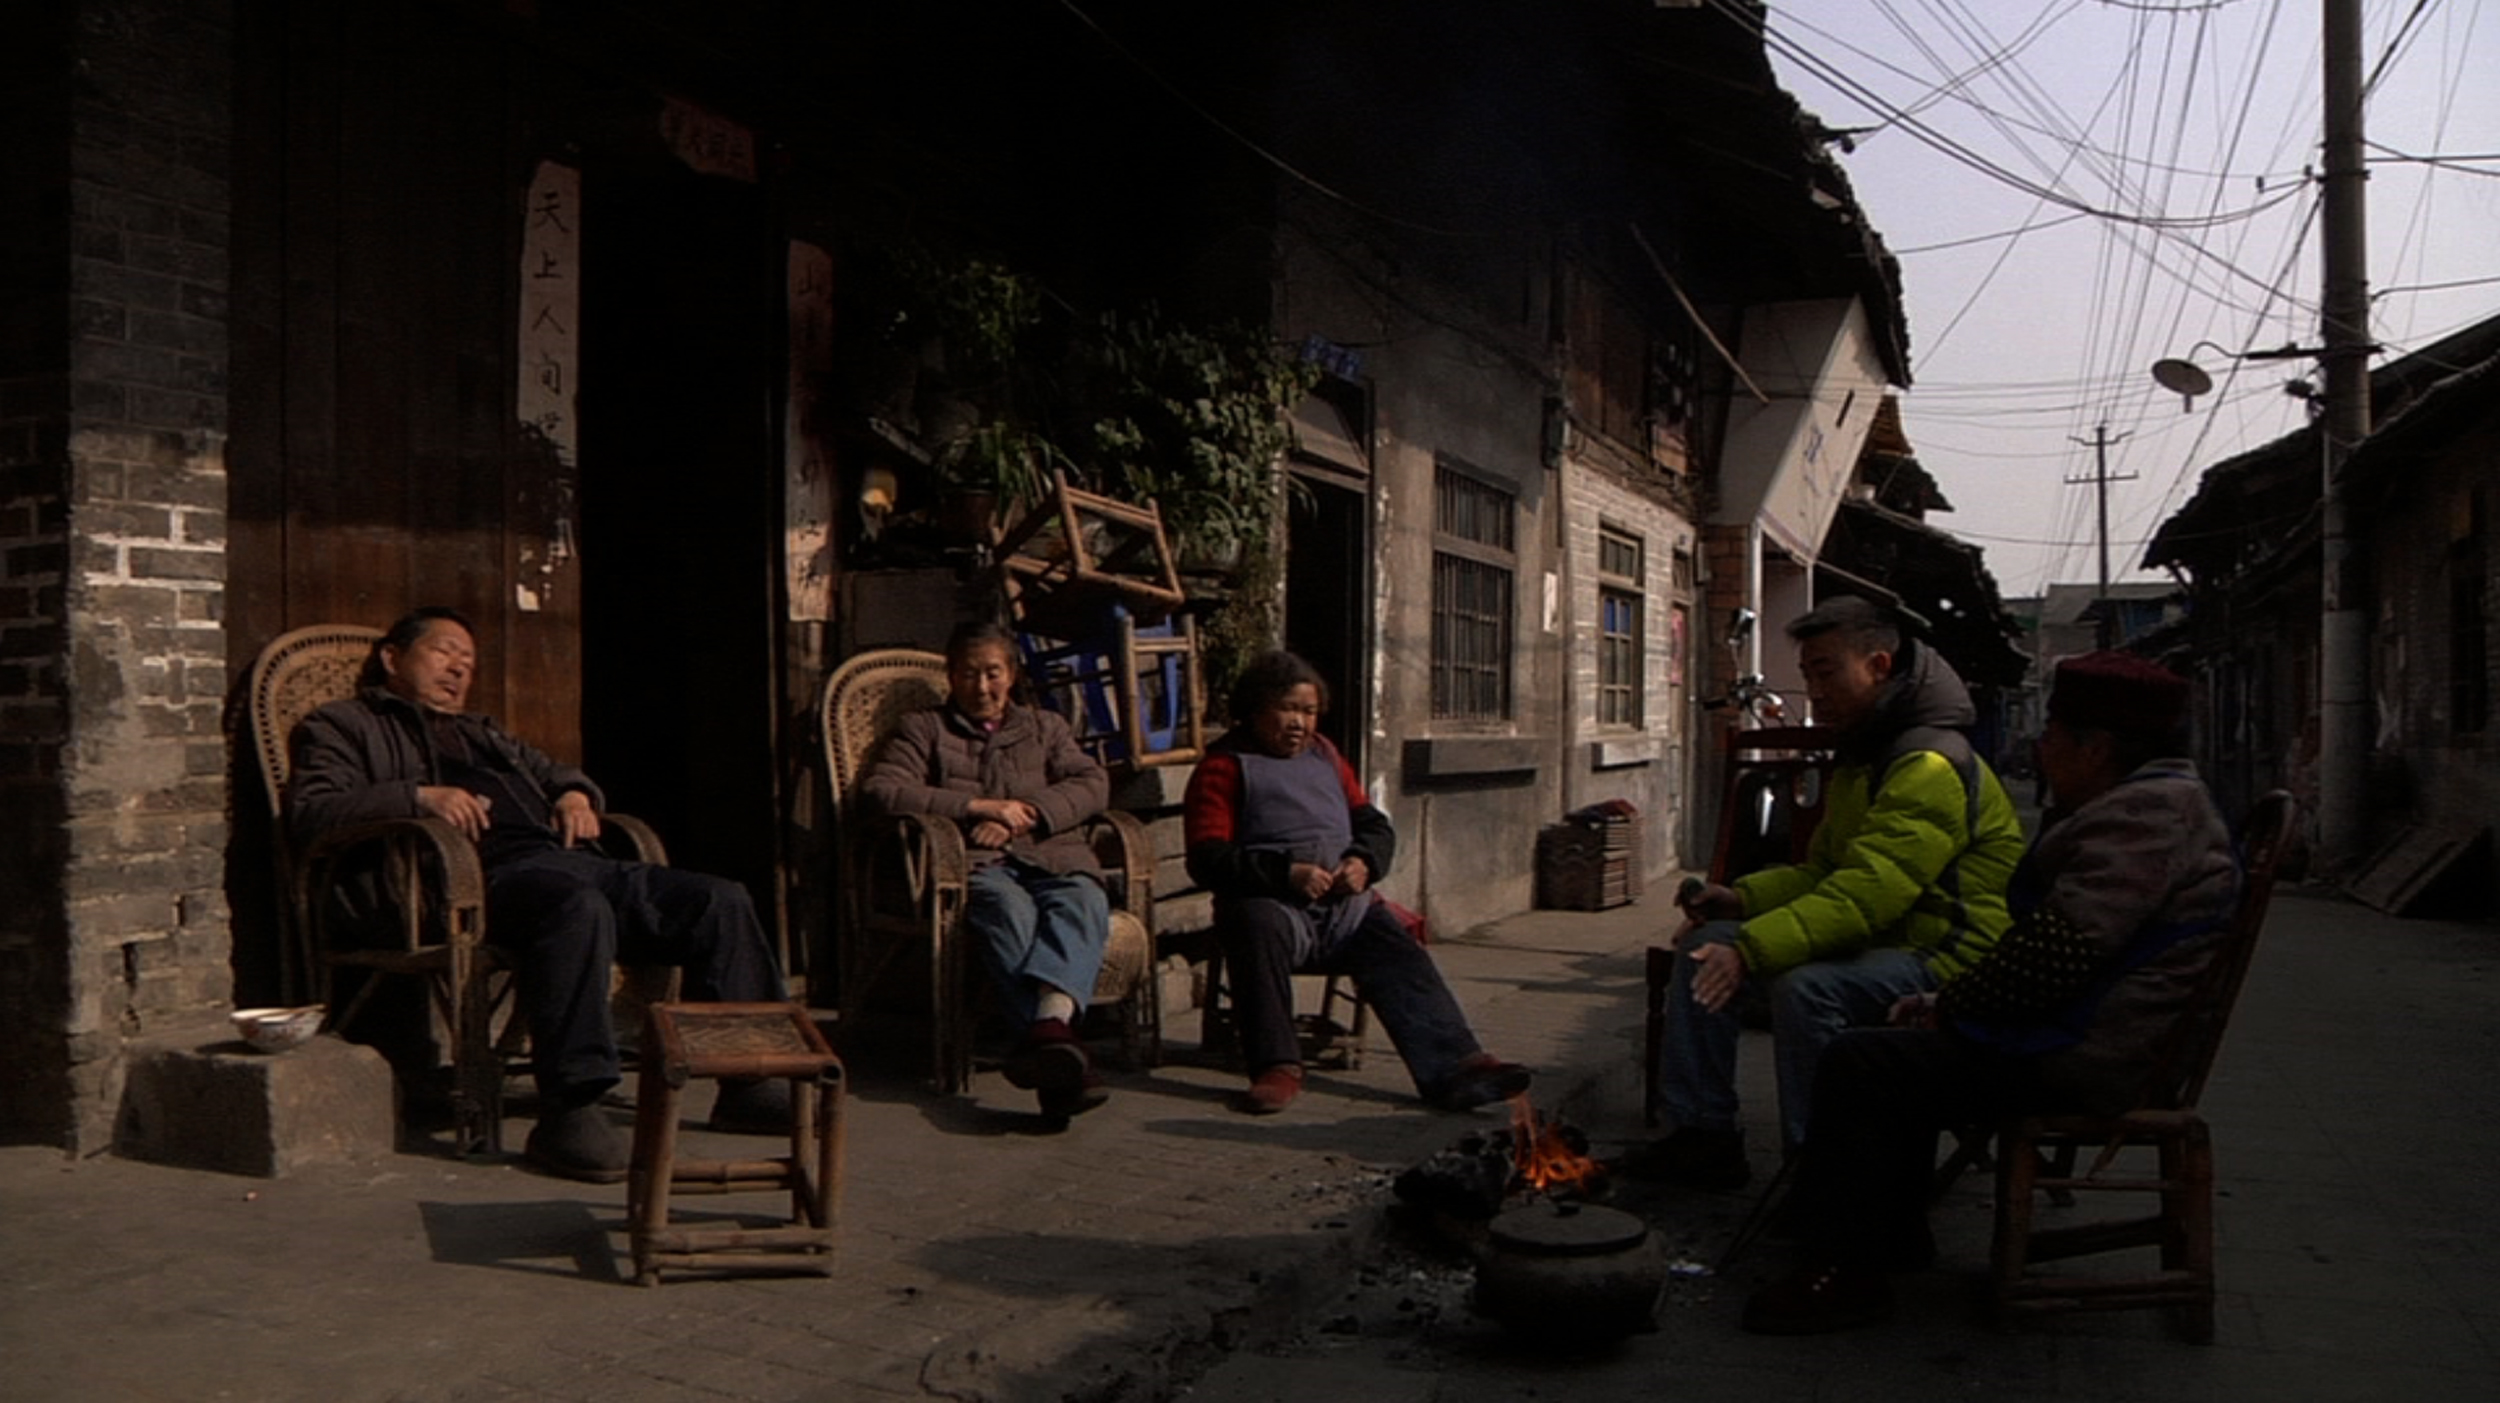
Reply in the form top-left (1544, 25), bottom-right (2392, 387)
top-left (1425, 1054), bottom-right (1532, 1112)
top-left (1237, 1063), bottom-right (1305, 1115)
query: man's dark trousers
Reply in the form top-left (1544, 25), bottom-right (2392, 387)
top-left (1793, 1027), bottom-right (2046, 1269)
top-left (486, 847), bottom-right (784, 1101)
top-left (1222, 895), bottom-right (1483, 1093)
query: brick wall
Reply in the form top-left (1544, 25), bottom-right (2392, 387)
top-left (0, 1), bottom-right (77, 1145)
top-left (0, 0), bottom-right (234, 1150)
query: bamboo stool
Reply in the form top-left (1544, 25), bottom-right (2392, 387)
top-left (627, 1001), bottom-right (845, 1286)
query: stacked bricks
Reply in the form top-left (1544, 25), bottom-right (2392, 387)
top-left (0, 0), bottom-right (235, 1150)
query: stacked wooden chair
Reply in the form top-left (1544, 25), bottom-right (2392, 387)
top-left (993, 470), bottom-right (1205, 772)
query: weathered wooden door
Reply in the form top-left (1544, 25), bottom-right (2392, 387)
top-left (577, 161), bottom-right (781, 929)
top-left (226, 0), bottom-right (789, 992)
top-left (1286, 470), bottom-right (1373, 772)
top-left (229, 0), bottom-right (585, 743)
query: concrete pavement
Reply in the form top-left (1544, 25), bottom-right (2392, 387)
top-left (2, 885), bottom-right (2495, 1402)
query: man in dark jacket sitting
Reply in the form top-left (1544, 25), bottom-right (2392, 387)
top-left (1741, 651), bottom-right (2240, 1334)
top-left (288, 607), bottom-right (788, 1182)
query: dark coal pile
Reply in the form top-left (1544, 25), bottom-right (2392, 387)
top-left (1392, 1131), bottom-right (1518, 1219)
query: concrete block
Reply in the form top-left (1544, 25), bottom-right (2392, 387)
top-left (1155, 954), bottom-right (1197, 1017)
top-left (1108, 764), bottom-right (1191, 810)
top-left (1401, 733), bottom-right (1546, 781)
top-left (115, 1016), bottom-right (394, 1177)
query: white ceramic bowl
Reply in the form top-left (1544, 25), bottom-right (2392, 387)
top-left (231, 1005), bottom-right (324, 1053)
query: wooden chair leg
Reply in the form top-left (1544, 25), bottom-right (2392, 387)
top-left (1714, 1154), bottom-right (1797, 1272)
top-left (1126, 967), bottom-right (1163, 1070)
top-left (1200, 947), bottom-right (1230, 1058)
top-left (628, 1062), bottom-right (683, 1288)
top-left (805, 1067), bottom-right (846, 1275)
top-left (1931, 1125), bottom-right (1995, 1202)
top-left (1198, 946), bottom-right (1361, 1071)
top-left (786, 1072), bottom-right (814, 1228)
top-left (449, 944), bottom-right (503, 1158)
top-left (1318, 974), bottom-right (1366, 1070)
top-left (1989, 1121), bottom-right (2041, 1325)
top-left (930, 897), bottom-right (971, 1095)
top-left (2169, 1118), bottom-right (2217, 1342)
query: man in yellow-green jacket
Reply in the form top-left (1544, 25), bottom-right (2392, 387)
top-left (1636, 597), bottom-right (2025, 1190)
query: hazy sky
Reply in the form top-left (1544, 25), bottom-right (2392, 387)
top-left (1757, 0), bottom-right (2500, 599)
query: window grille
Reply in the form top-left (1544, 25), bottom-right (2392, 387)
top-left (1597, 524), bottom-right (1644, 727)
top-left (1431, 464), bottom-right (1515, 720)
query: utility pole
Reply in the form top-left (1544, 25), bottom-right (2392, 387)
top-left (2317, 0), bottom-right (2373, 873)
top-left (2068, 423), bottom-right (2135, 649)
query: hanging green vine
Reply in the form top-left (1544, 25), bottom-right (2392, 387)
top-left (856, 243), bottom-right (1317, 562)
top-left (1079, 306), bottom-right (1320, 560)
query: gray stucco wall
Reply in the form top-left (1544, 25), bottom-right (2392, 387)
top-left (1277, 217), bottom-right (1565, 934)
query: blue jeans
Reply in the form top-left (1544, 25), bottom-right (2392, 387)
top-left (964, 861), bottom-right (1111, 1028)
top-left (1651, 918), bottom-right (1933, 1154)
top-left (1220, 894), bottom-right (1484, 1096)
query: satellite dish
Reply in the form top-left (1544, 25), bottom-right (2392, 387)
top-left (2151, 357), bottom-right (2215, 412)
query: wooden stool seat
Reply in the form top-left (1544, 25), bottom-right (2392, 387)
top-left (628, 1001), bottom-right (845, 1286)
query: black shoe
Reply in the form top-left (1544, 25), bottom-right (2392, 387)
top-left (524, 1102), bottom-right (628, 1184)
top-left (1425, 1057), bottom-right (1533, 1112)
top-left (1039, 1069), bottom-right (1111, 1121)
top-left (708, 1077), bottom-right (794, 1135)
top-left (1004, 1017), bottom-right (1098, 1114)
top-left (1619, 1126), bottom-right (1752, 1190)
top-left (1741, 1263), bottom-right (1895, 1335)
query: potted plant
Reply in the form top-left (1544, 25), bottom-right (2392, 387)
top-left (842, 244), bottom-right (1318, 597)
top-left (860, 247), bottom-right (1063, 537)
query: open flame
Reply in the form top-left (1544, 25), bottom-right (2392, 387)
top-left (1507, 1097), bottom-right (1605, 1196)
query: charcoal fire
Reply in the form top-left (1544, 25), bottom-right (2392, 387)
top-left (1392, 1100), bottom-right (1610, 1220)
top-left (1508, 1098), bottom-right (1607, 1197)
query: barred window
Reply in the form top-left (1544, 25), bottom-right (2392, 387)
top-left (1432, 464), bottom-right (1515, 720)
top-left (1598, 525), bottom-right (1644, 727)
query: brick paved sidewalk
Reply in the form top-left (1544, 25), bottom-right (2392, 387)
top-left (0, 900), bottom-right (1660, 1403)
top-left (4, 888), bottom-right (2495, 1403)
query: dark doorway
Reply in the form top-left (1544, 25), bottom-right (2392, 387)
top-left (1285, 471), bottom-right (1370, 772)
top-left (577, 163), bottom-right (782, 940)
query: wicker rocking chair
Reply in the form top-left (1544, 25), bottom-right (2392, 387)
top-left (819, 647), bottom-right (1161, 1095)
top-left (245, 624), bottom-right (671, 1156)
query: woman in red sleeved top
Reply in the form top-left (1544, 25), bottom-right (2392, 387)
top-left (1183, 649), bottom-right (1530, 1115)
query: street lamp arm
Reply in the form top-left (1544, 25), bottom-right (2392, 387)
top-left (2149, 339), bottom-right (2346, 411)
